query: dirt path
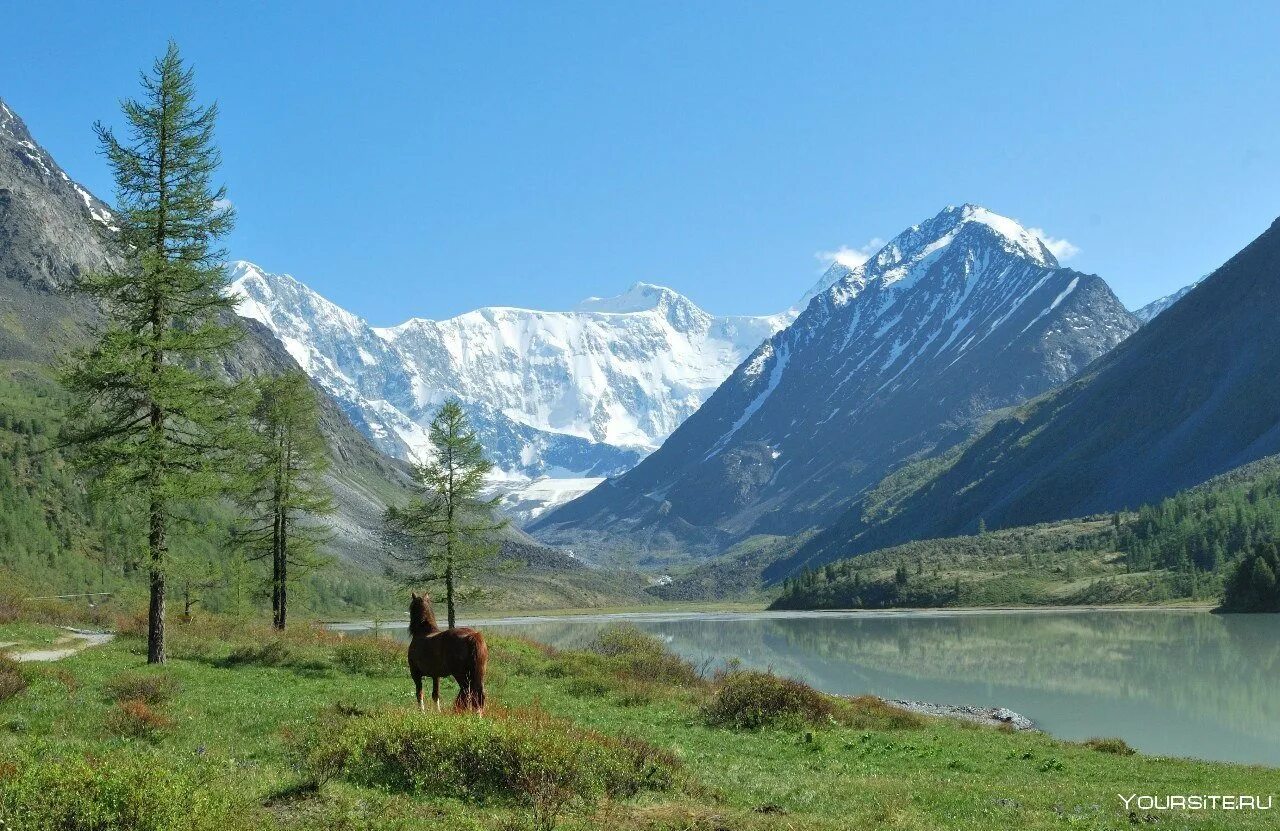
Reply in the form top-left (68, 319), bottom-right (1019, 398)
top-left (6, 628), bottom-right (114, 662)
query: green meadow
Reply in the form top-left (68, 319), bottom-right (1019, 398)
top-left (2, 615), bottom-right (1277, 831)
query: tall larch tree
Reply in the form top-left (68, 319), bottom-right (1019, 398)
top-left (385, 400), bottom-right (506, 628)
top-left (236, 371), bottom-right (334, 630)
top-left (60, 42), bottom-right (244, 663)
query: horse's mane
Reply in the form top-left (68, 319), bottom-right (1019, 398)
top-left (409, 593), bottom-right (439, 635)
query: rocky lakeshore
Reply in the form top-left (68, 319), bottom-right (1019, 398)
top-left (883, 698), bottom-right (1038, 731)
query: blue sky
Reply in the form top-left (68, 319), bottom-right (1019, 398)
top-left (4, 1), bottom-right (1278, 324)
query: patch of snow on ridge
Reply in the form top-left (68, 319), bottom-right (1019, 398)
top-left (1133, 278), bottom-right (1203, 323)
top-left (1020, 276), bottom-right (1079, 335)
top-left (706, 340), bottom-right (790, 460)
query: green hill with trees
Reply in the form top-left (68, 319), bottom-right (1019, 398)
top-left (771, 454), bottom-right (1280, 610)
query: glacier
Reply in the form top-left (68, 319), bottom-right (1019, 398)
top-left (229, 262), bottom-right (813, 518)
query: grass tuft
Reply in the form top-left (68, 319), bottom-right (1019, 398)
top-left (836, 695), bottom-right (927, 730)
top-left (104, 670), bottom-right (180, 706)
top-left (106, 698), bottom-right (174, 740)
top-left (333, 636), bottom-right (404, 677)
top-left (0, 656), bottom-right (27, 703)
top-left (1083, 736), bottom-right (1136, 755)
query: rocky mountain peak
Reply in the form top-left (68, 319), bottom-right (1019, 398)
top-left (866, 204), bottom-right (1057, 290)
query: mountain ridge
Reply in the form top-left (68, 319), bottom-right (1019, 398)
top-left (782, 212), bottom-right (1280, 576)
top-left (531, 205), bottom-right (1140, 565)
top-left (229, 261), bottom-right (801, 486)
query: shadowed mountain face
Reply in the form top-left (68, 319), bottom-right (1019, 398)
top-left (531, 206), bottom-right (1139, 565)
top-left (784, 214), bottom-right (1280, 576)
top-left (0, 97), bottom-right (410, 567)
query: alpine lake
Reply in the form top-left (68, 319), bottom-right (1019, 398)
top-left (337, 608), bottom-right (1280, 766)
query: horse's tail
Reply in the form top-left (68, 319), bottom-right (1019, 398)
top-left (468, 632), bottom-right (488, 712)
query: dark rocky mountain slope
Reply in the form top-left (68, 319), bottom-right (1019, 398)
top-left (782, 212), bottom-right (1280, 576)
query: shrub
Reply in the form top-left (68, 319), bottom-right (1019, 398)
top-left (586, 623), bottom-right (704, 688)
top-left (104, 671), bottom-right (180, 706)
top-left (301, 706), bottom-right (678, 830)
top-left (1084, 737), bottom-right (1135, 755)
top-left (703, 669), bottom-right (833, 730)
top-left (106, 698), bottom-right (174, 740)
top-left (333, 636), bottom-right (404, 677)
top-left (0, 656), bottom-right (27, 703)
top-left (0, 750), bottom-right (245, 831)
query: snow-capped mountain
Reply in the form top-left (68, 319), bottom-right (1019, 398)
top-left (790, 212), bottom-right (1280, 574)
top-left (1133, 279), bottom-right (1202, 323)
top-left (533, 205), bottom-right (1140, 563)
top-left (230, 263), bottom-right (796, 509)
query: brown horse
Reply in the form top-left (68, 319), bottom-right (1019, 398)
top-left (406, 592), bottom-right (488, 714)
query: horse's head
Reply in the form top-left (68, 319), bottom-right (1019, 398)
top-left (409, 592), bottom-right (438, 633)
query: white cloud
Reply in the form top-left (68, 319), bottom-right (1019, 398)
top-left (1027, 227), bottom-right (1080, 261)
top-left (213, 197), bottom-right (234, 212)
top-left (815, 238), bottom-right (886, 271)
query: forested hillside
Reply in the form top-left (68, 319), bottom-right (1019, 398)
top-left (0, 361), bottom-right (397, 616)
top-left (771, 455), bottom-right (1280, 609)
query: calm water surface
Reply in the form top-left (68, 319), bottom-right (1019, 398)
top-left (345, 609), bottom-right (1280, 766)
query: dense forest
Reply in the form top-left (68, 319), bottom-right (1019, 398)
top-left (771, 455), bottom-right (1280, 610)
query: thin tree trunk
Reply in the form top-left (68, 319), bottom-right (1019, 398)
top-left (271, 430), bottom-right (286, 630)
top-left (445, 563), bottom-right (456, 629)
top-left (277, 506), bottom-right (288, 630)
top-left (148, 490), bottom-right (166, 663)
top-left (272, 506), bottom-right (284, 630)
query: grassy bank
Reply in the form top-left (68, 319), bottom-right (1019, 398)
top-left (1, 617), bottom-right (1277, 830)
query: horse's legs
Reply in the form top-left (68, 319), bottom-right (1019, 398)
top-left (413, 674), bottom-right (424, 712)
top-left (453, 672), bottom-right (471, 712)
top-left (432, 676), bottom-right (441, 712)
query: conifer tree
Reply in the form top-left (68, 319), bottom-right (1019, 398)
top-left (236, 371), bottom-right (334, 630)
top-left (60, 42), bottom-right (243, 663)
top-left (385, 400), bottom-right (506, 628)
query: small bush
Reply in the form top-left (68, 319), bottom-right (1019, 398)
top-left (0, 656), bottom-right (27, 703)
top-left (333, 636), bottom-right (404, 677)
top-left (0, 750), bottom-right (245, 831)
top-left (703, 669), bottom-right (833, 730)
top-left (104, 671), bottom-right (180, 706)
top-left (301, 706), bottom-right (679, 830)
top-left (106, 698), bottom-right (174, 740)
top-left (1084, 737), bottom-right (1135, 755)
top-left (587, 624), bottom-right (704, 688)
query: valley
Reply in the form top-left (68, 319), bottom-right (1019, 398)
top-left (4, 16), bottom-right (1280, 829)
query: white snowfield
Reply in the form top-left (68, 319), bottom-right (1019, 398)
top-left (230, 262), bottom-right (816, 517)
